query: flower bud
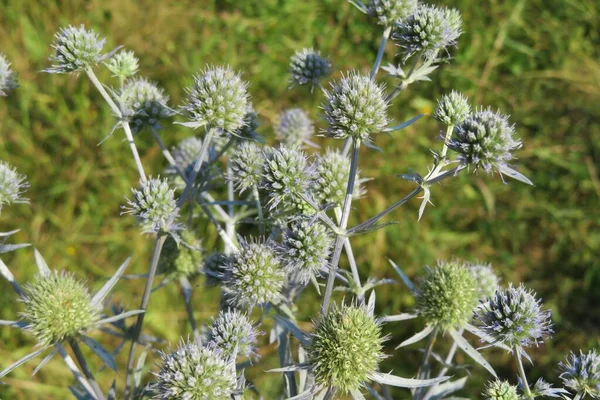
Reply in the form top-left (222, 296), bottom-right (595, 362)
top-left (105, 49), bottom-right (138, 80)
top-left (0, 161), bottom-right (29, 210)
top-left (208, 310), bottom-right (260, 358)
top-left (367, 0), bottom-right (419, 27)
top-left (483, 380), bottom-right (521, 400)
top-left (0, 54), bottom-right (18, 96)
top-left (559, 350), bottom-right (600, 398)
top-left (119, 78), bottom-right (174, 133)
top-left (46, 25), bottom-right (106, 73)
top-left (157, 230), bottom-right (203, 279)
top-left (314, 150), bottom-right (365, 207)
top-left (469, 263), bottom-right (500, 301)
top-left (289, 48), bottom-right (330, 88)
top-left (275, 108), bottom-right (315, 148)
top-left (229, 141), bottom-right (264, 194)
top-left (122, 177), bottom-right (180, 234)
top-left (434, 91), bottom-right (471, 126)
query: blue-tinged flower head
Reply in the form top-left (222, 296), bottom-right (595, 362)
top-left (229, 141), bottom-right (265, 194)
top-left (483, 380), bottom-right (521, 400)
top-left (448, 108), bottom-right (523, 175)
top-left (182, 65), bottom-right (249, 133)
top-left (0, 161), bottom-right (29, 210)
top-left (469, 263), bottom-right (500, 301)
top-left (153, 340), bottom-right (237, 399)
top-left (559, 350), bottom-right (600, 398)
top-left (314, 150), bottom-right (365, 208)
top-left (393, 5), bottom-right (462, 61)
top-left (278, 218), bottom-right (333, 284)
top-left (223, 239), bottom-right (285, 308)
top-left (434, 90), bottom-right (471, 126)
top-left (323, 71), bottom-right (389, 141)
top-left (474, 283), bottom-right (553, 348)
top-left (289, 48), bottom-right (331, 88)
top-left (21, 271), bottom-right (101, 346)
top-left (46, 25), bottom-right (106, 73)
top-left (119, 78), bottom-right (174, 133)
top-left (309, 302), bottom-right (384, 394)
top-left (105, 49), bottom-right (138, 80)
top-left (275, 108), bottom-right (315, 148)
top-left (208, 309), bottom-right (261, 359)
top-left (157, 230), bottom-right (203, 279)
top-left (122, 177), bottom-right (180, 234)
top-left (367, 0), bottom-right (419, 27)
top-left (0, 54), bottom-right (18, 96)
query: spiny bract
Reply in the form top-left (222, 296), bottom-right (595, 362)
top-left (46, 25), bottom-right (106, 73)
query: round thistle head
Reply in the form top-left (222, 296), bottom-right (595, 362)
top-left (229, 141), bottom-right (264, 194)
top-left (474, 283), bottom-right (553, 348)
top-left (0, 161), bottom-right (29, 209)
top-left (367, 0), bottom-right (419, 27)
top-left (483, 380), bottom-right (521, 400)
top-left (157, 230), bottom-right (203, 279)
top-left (154, 340), bottom-right (236, 399)
top-left (224, 240), bottom-right (285, 307)
top-left (0, 54), bottom-right (18, 96)
top-left (203, 252), bottom-right (229, 287)
top-left (123, 177), bottom-right (180, 234)
top-left (289, 48), bottom-right (330, 88)
top-left (275, 108), bottom-right (315, 148)
top-left (261, 145), bottom-right (315, 212)
top-left (309, 302), bottom-right (384, 393)
top-left (314, 150), bottom-right (365, 207)
top-left (278, 219), bottom-right (333, 284)
top-left (22, 271), bottom-right (100, 346)
top-left (208, 310), bottom-right (261, 358)
top-left (393, 5), bottom-right (462, 61)
top-left (46, 25), bottom-right (106, 73)
top-left (448, 108), bottom-right (522, 175)
top-left (105, 49), bottom-right (138, 80)
top-left (182, 65), bottom-right (249, 133)
top-left (416, 259), bottom-right (479, 330)
top-left (434, 91), bottom-right (471, 126)
top-left (323, 72), bottom-right (389, 141)
top-left (559, 350), bottom-right (600, 398)
top-left (119, 78), bottom-right (174, 133)
top-left (469, 263), bottom-right (500, 301)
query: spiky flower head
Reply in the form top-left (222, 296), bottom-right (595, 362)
top-left (393, 5), bottom-right (462, 61)
top-left (469, 263), bottom-right (500, 301)
top-left (123, 177), bottom-right (180, 234)
top-left (367, 0), bottom-right (419, 27)
top-left (275, 108), bottom-right (315, 148)
top-left (46, 25), bottom-right (106, 73)
top-left (224, 240), bottom-right (285, 307)
top-left (261, 145), bottom-right (315, 211)
top-left (208, 310), bottom-right (260, 358)
top-left (309, 302), bottom-right (384, 393)
top-left (434, 91), bottom-right (471, 126)
top-left (559, 350), bottom-right (600, 398)
top-left (323, 72), bottom-right (389, 141)
top-left (0, 161), bottom-right (29, 209)
top-left (203, 252), bottom-right (229, 287)
top-left (289, 48), bottom-right (330, 88)
top-left (314, 150), bottom-right (365, 207)
top-left (448, 108), bottom-right (523, 175)
top-left (229, 141), bottom-right (264, 194)
top-left (0, 54), bottom-right (18, 96)
top-left (21, 271), bottom-right (100, 346)
top-left (119, 78), bottom-right (174, 133)
top-left (157, 230), bottom-right (203, 279)
top-left (105, 49), bottom-right (138, 80)
top-left (278, 219), bottom-right (333, 284)
top-left (483, 380), bottom-right (521, 400)
top-left (416, 259), bottom-right (478, 330)
top-left (153, 340), bottom-right (236, 400)
top-left (182, 65), bottom-right (249, 133)
top-left (474, 284), bottom-right (553, 348)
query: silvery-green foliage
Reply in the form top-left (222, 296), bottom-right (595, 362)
top-left (45, 25), bottom-right (106, 73)
top-left (530, 377), bottom-right (567, 398)
top-left (483, 380), bottom-right (521, 400)
top-left (289, 48), bottom-right (330, 88)
top-left (153, 340), bottom-right (237, 399)
top-left (275, 108), bottom-right (315, 148)
top-left (203, 252), bottom-right (229, 287)
top-left (182, 65), bottom-right (249, 133)
top-left (559, 349), bottom-right (600, 398)
top-left (474, 284), bottom-right (553, 349)
top-left (0, 161), bottom-right (29, 209)
top-left (323, 71), bottom-right (389, 141)
top-left (122, 177), bottom-right (180, 234)
top-left (229, 141), bottom-right (264, 194)
top-left (208, 309), bottom-right (260, 358)
top-left (314, 149), bottom-right (365, 207)
top-left (393, 5), bottom-right (462, 61)
top-left (22, 271), bottom-right (101, 346)
top-left (157, 230), bottom-right (203, 279)
top-left (119, 78), bottom-right (174, 133)
top-left (367, 0), bottom-right (419, 27)
top-left (469, 263), bottom-right (500, 301)
top-left (0, 53), bottom-right (18, 96)
top-left (434, 90), bottom-right (471, 126)
top-left (105, 49), bottom-right (138, 80)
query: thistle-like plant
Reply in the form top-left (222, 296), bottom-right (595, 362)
top-left (0, 161), bottom-right (29, 211)
top-left (122, 177), bottom-right (180, 234)
top-left (229, 140), bottom-right (265, 194)
top-left (367, 0), bottom-right (419, 27)
top-left (207, 309), bottom-right (261, 359)
top-left (275, 108), bottom-right (316, 148)
top-left (469, 263), bottom-right (501, 301)
top-left (289, 48), bottom-right (330, 89)
top-left (434, 90), bottom-right (471, 127)
top-left (483, 380), bottom-right (522, 400)
top-left (559, 350), bottom-right (600, 399)
top-left (119, 78), bottom-right (175, 133)
top-left (0, 53), bottom-right (18, 96)
top-left (105, 49), bottom-right (139, 81)
top-left (45, 25), bottom-right (108, 74)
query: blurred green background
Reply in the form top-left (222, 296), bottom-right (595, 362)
top-left (1, 0), bottom-right (599, 398)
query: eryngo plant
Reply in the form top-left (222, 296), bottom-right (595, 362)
top-left (0, 53), bottom-right (19, 95)
top-left (0, 161), bottom-right (29, 211)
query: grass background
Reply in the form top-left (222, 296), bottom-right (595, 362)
top-left (0, 0), bottom-right (599, 398)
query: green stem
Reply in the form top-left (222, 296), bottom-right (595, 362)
top-left (178, 128), bottom-right (215, 207)
top-left (415, 328), bottom-right (438, 400)
top-left (334, 207), bottom-right (363, 300)
top-left (422, 328), bottom-right (463, 400)
top-left (440, 124), bottom-right (454, 159)
top-left (253, 185), bottom-right (265, 235)
top-left (573, 393), bottom-right (583, 400)
top-left (69, 339), bottom-right (106, 400)
top-left (514, 345), bottom-right (533, 399)
top-left (371, 26), bottom-right (392, 80)
top-left (225, 162), bottom-right (235, 254)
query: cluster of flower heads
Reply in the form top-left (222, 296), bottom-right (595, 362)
top-left (0, 53), bottom-right (18, 96)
